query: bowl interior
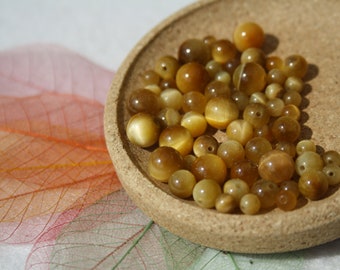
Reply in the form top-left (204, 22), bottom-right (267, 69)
top-left (104, 0), bottom-right (340, 253)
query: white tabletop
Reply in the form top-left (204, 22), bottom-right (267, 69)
top-left (0, 1), bottom-right (339, 269)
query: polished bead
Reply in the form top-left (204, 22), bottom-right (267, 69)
top-left (159, 88), bottom-right (183, 110)
top-left (282, 54), bottom-right (308, 78)
top-left (258, 150), bottom-right (295, 184)
top-left (239, 193), bottom-right (261, 215)
top-left (243, 103), bottom-right (270, 128)
top-left (275, 141), bottom-right (296, 157)
top-left (241, 47), bottom-right (266, 66)
top-left (154, 55), bottom-right (180, 80)
top-left (214, 70), bottom-right (232, 85)
top-left (127, 89), bottom-right (160, 115)
top-left (223, 178), bottom-right (250, 203)
top-left (191, 154), bottom-right (227, 185)
top-left (251, 179), bottom-right (279, 209)
top-left (181, 111), bottom-right (207, 138)
top-left (157, 108), bottom-right (181, 128)
top-left (266, 98), bottom-right (285, 117)
top-left (245, 137), bottom-right (272, 164)
top-left (231, 91), bottom-right (249, 111)
top-left (323, 165), bottom-right (340, 186)
top-left (204, 80), bottom-right (231, 99)
top-left (230, 160), bottom-right (259, 186)
top-left (249, 91), bottom-right (268, 105)
top-left (205, 60), bottom-right (223, 78)
top-left (168, 169), bottom-right (197, 198)
top-left (141, 69), bottom-right (160, 86)
top-left (265, 83), bottom-right (284, 99)
top-left (322, 150), bottom-right (340, 166)
top-left (298, 170), bottom-right (329, 200)
top-left (178, 38), bottom-right (211, 65)
top-left (217, 140), bottom-right (245, 168)
top-left (193, 135), bottom-right (219, 157)
top-left (281, 104), bottom-right (301, 121)
top-left (284, 76), bottom-right (304, 93)
top-left (266, 69), bottom-right (286, 85)
top-left (182, 91), bottom-right (207, 113)
top-left (211, 39), bottom-right (238, 63)
top-left (253, 124), bottom-right (275, 142)
top-left (215, 193), bottom-right (237, 213)
top-left (296, 140), bottom-right (316, 155)
top-left (265, 56), bottom-right (283, 71)
top-left (148, 146), bottom-right (184, 182)
top-left (193, 179), bottom-right (222, 209)
top-left (283, 89), bottom-right (302, 107)
top-left (276, 190), bottom-right (297, 211)
top-left (271, 116), bottom-right (301, 143)
top-left (295, 151), bottom-right (324, 176)
top-left (226, 119), bottom-right (253, 145)
top-left (280, 180), bottom-right (300, 198)
top-left (233, 22), bottom-right (264, 52)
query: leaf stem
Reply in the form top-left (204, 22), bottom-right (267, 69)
top-left (112, 219), bottom-right (154, 270)
top-left (227, 252), bottom-right (240, 270)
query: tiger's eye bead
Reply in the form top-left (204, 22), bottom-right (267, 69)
top-left (233, 22), bottom-right (264, 52)
top-left (126, 113), bottom-right (160, 148)
top-left (266, 69), bottom-right (286, 85)
top-left (157, 108), bottom-right (181, 128)
top-left (141, 69), bottom-right (161, 86)
top-left (214, 70), bottom-right (232, 85)
top-left (211, 39), bottom-right (238, 63)
top-left (298, 170), bottom-right (329, 200)
top-left (204, 80), bottom-right (231, 99)
top-left (223, 178), bottom-right (250, 203)
top-left (282, 54), bottom-right (308, 78)
top-left (181, 111), bottom-right (207, 138)
top-left (243, 103), bottom-right (270, 128)
top-left (182, 91), bottom-right (207, 113)
top-left (159, 88), bottom-right (183, 110)
top-left (178, 39), bottom-right (211, 65)
top-left (295, 151), bottom-right (324, 176)
top-left (144, 84), bottom-right (162, 95)
top-left (203, 35), bottom-right (216, 47)
top-left (266, 98), bottom-right (285, 117)
top-left (176, 62), bottom-right (210, 94)
top-left (205, 60), bottom-right (223, 78)
top-left (205, 97), bottom-right (239, 129)
top-left (159, 125), bottom-right (194, 156)
top-left (230, 160), bottom-right (259, 186)
top-left (265, 83), bottom-right (284, 99)
top-left (249, 91), bottom-right (268, 105)
top-left (322, 150), bottom-right (340, 166)
top-left (127, 89), bottom-right (160, 115)
top-left (148, 146), bottom-right (184, 182)
top-left (271, 116), bottom-right (301, 143)
top-left (280, 180), bottom-right (300, 198)
top-left (245, 137), bottom-right (272, 164)
top-left (241, 47), bottom-right (266, 66)
top-left (233, 62), bottom-right (267, 95)
top-left (217, 140), bottom-right (245, 168)
top-left (168, 169), bottom-right (197, 198)
top-left (226, 119), bottom-right (253, 145)
top-left (215, 194), bottom-right (237, 213)
top-left (154, 55), bottom-right (180, 80)
top-left (258, 150), bottom-right (295, 184)
top-left (253, 124), bottom-right (275, 142)
top-left (191, 154), bottom-right (227, 185)
top-left (193, 179), bottom-right (222, 209)
top-left (183, 154), bottom-right (197, 171)
top-left (193, 135), bottom-right (219, 157)
top-left (296, 140), bottom-right (316, 155)
top-left (276, 190), bottom-right (297, 211)
top-left (284, 76), bottom-right (304, 93)
top-left (240, 193), bottom-right (261, 215)
top-left (251, 179), bottom-right (279, 209)
top-left (159, 78), bottom-right (177, 90)
top-left (282, 104), bottom-right (301, 121)
top-left (225, 58), bottom-right (241, 75)
top-left (265, 56), bottom-right (283, 71)
top-left (275, 141), bottom-right (296, 157)
top-left (231, 91), bottom-right (249, 111)
top-left (323, 165), bottom-right (340, 186)
top-left (283, 89), bottom-right (302, 107)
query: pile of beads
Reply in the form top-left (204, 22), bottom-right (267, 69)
top-left (125, 22), bottom-right (340, 214)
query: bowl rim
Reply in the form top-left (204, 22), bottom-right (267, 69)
top-left (104, 0), bottom-right (340, 253)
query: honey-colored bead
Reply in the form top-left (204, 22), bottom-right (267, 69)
top-left (239, 193), bottom-right (261, 215)
top-left (283, 89), bottom-right (302, 107)
top-left (298, 170), bottom-right (329, 200)
top-left (215, 193), bottom-right (237, 213)
top-left (281, 104), bottom-right (301, 121)
top-left (258, 150), bottom-right (295, 184)
top-left (148, 146), bottom-right (184, 182)
top-left (233, 62), bottom-right (267, 95)
top-left (253, 124), bottom-right (275, 142)
top-left (159, 88), bottom-right (183, 110)
top-left (243, 103), bottom-right (270, 128)
top-left (181, 111), bottom-right (207, 138)
top-left (159, 125), bottom-right (194, 156)
top-left (282, 54), bottom-right (308, 78)
top-left (211, 39), bottom-right (238, 63)
top-left (266, 69), bottom-right (286, 85)
top-left (159, 78), bottom-right (177, 90)
top-left (265, 83), bottom-right (284, 99)
top-left (176, 62), bottom-right (210, 94)
top-left (275, 141), bottom-right (296, 157)
top-left (154, 55), bottom-right (180, 80)
top-left (323, 165), bottom-right (340, 186)
top-left (276, 190), bottom-right (297, 211)
top-left (183, 154), bottom-right (197, 171)
top-left (251, 179), bottom-right (280, 209)
top-left (157, 108), bottom-right (181, 128)
top-left (284, 76), bottom-right (304, 93)
top-left (322, 150), bottom-right (340, 166)
top-left (295, 151), bottom-right (324, 176)
top-left (245, 137), bottom-right (272, 164)
top-left (214, 70), bottom-right (232, 85)
top-left (144, 84), bottom-right (162, 95)
top-left (240, 47), bottom-right (266, 66)
top-left (230, 160), bottom-right (259, 187)
top-left (233, 22), bottom-right (264, 52)
top-left (266, 98), bottom-right (285, 117)
top-left (168, 169), bottom-right (197, 198)
top-left (127, 89), bottom-right (160, 115)
top-left (249, 91), bottom-right (268, 105)
top-left (193, 179), bottom-right (222, 209)
top-left (296, 140), bottom-right (316, 155)
top-left (205, 97), bottom-right (239, 129)
top-left (226, 119), bottom-right (253, 145)
top-left (271, 116), bottom-right (301, 143)
top-left (217, 140), bottom-right (245, 168)
top-left (204, 80), bottom-right (231, 99)
top-left (265, 56), bottom-right (283, 71)
top-left (223, 178), bottom-right (250, 203)
top-left (205, 60), bottom-right (223, 78)
top-left (182, 91), bottom-right (207, 113)
top-left (141, 69), bottom-right (160, 86)
top-left (126, 113), bottom-right (160, 148)
top-left (224, 58), bottom-right (241, 75)
top-left (178, 39), bottom-right (211, 65)
top-left (191, 154), bottom-right (227, 185)
top-left (280, 180), bottom-right (300, 198)
top-left (193, 135), bottom-right (219, 157)
top-left (231, 91), bottom-right (249, 111)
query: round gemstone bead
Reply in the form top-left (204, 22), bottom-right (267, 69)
top-left (233, 22), bottom-right (264, 52)
top-left (295, 151), bottom-right (324, 176)
top-left (178, 38), bottom-right (211, 65)
top-left (215, 193), bottom-right (237, 213)
top-left (271, 116), bottom-right (301, 143)
top-left (217, 140), bottom-right (245, 168)
top-left (168, 169), bottom-right (197, 198)
top-left (239, 193), bottom-right (261, 215)
top-left (193, 179), bottom-right (222, 208)
top-left (223, 178), bottom-right (250, 203)
top-left (251, 179), bottom-right (280, 209)
top-left (159, 125), bottom-right (193, 156)
top-left (298, 170), bottom-right (329, 200)
top-left (193, 135), bottom-right (219, 157)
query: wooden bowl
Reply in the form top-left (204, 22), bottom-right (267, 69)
top-left (104, 0), bottom-right (340, 253)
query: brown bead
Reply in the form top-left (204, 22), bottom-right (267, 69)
top-left (178, 39), bottom-right (211, 65)
top-left (258, 150), bottom-right (295, 184)
top-left (127, 89), bottom-right (160, 115)
top-left (251, 179), bottom-right (279, 209)
top-left (276, 190), bottom-right (297, 211)
top-left (230, 160), bottom-right (259, 187)
top-left (154, 55), bottom-right (180, 80)
top-left (271, 116), bottom-right (301, 143)
top-left (233, 22), bottom-right (264, 52)
top-left (211, 39), bottom-right (238, 63)
top-left (298, 170), bottom-right (329, 200)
